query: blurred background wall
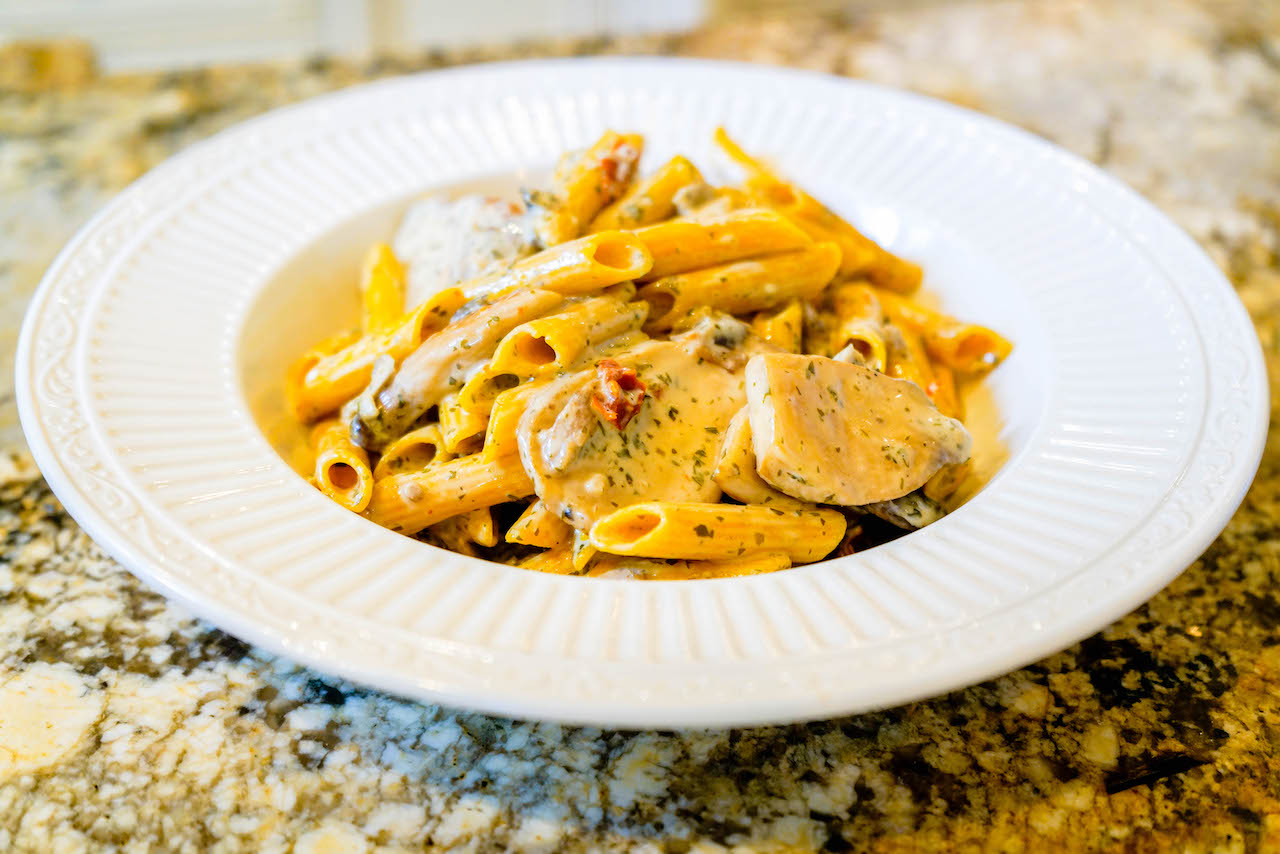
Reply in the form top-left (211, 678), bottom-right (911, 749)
top-left (0, 0), bottom-right (966, 72)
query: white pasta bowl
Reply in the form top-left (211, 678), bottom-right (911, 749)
top-left (16, 59), bottom-right (1266, 728)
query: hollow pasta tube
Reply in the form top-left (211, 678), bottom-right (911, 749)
top-left (715, 127), bottom-right (922, 290)
top-left (534, 131), bottom-right (645, 245)
top-left (926, 364), bottom-right (963, 421)
top-left (884, 321), bottom-right (935, 393)
top-left (677, 551), bottom-right (792, 579)
top-left (312, 420), bottom-right (374, 513)
top-left (750, 300), bottom-right (804, 353)
top-left (877, 290), bottom-right (1013, 375)
top-left (360, 243), bottom-right (406, 334)
top-left (589, 502), bottom-right (846, 564)
top-left (483, 381), bottom-right (544, 462)
top-left (373, 424), bottom-right (452, 480)
top-left (631, 208), bottom-right (811, 281)
top-left (519, 546), bottom-right (578, 575)
top-left (588, 155), bottom-right (702, 231)
top-left (362, 288), bottom-right (564, 446)
top-left (439, 392), bottom-right (487, 455)
top-left (638, 242), bottom-right (839, 331)
top-left (488, 293), bottom-right (648, 379)
top-left (367, 454), bottom-right (533, 535)
top-left (505, 500), bottom-right (574, 549)
top-left (828, 282), bottom-right (887, 372)
top-left (288, 287), bottom-right (466, 422)
top-left (461, 231), bottom-right (653, 301)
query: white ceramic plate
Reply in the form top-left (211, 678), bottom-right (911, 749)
top-left (17, 59), bottom-right (1266, 728)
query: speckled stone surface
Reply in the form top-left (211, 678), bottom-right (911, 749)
top-left (2, 1), bottom-right (1280, 850)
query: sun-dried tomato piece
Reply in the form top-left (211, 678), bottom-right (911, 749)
top-left (597, 140), bottom-right (638, 199)
top-left (590, 359), bottom-right (647, 430)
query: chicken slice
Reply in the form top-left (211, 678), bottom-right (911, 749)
top-left (518, 338), bottom-right (744, 529)
top-left (745, 353), bottom-right (971, 506)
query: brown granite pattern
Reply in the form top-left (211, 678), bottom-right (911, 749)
top-left (1, 1), bottom-right (1279, 850)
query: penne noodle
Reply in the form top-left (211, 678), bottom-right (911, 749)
top-left (312, 420), bottom-right (374, 513)
top-left (360, 243), bottom-right (406, 334)
top-left (428, 507), bottom-right (498, 554)
top-left (751, 300), bottom-right (805, 353)
top-left (884, 321), bottom-right (935, 393)
top-left (715, 127), bottom-right (922, 291)
top-left (589, 502), bottom-right (846, 564)
top-left (373, 423), bottom-right (453, 479)
top-left (488, 292), bottom-right (648, 379)
top-left (572, 529), bottom-right (599, 572)
top-left (588, 155), bottom-right (702, 231)
top-left (638, 242), bottom-right (840, 331)
top-left (713, 409), bottom-right (807, 508)
top-left (506, 500), bottom-right (574, 548)
top-left (439, 392), bottom-right (488, 455)
top-left (461, 231), bottom-right (653, 302)
top-left (676, 551), bottom-right (792, 579)
top-left (924, 461), bottom-right (970, 503)
top-left (926, 363), bottom-right (964, 421)
top-left (358, 288), bottom-right (564, 447)
top-left (519, 546), bottom-right (578, 575)
top-left (461, 507), bottom-right (498, 548)
top-left (483, 381), bottom-right (544, 462)
top-left (876, 290), bottom-right (1013, 375)
top-left (828, 282), bottom-right (888, 372)
top-left (367, 454), bottom-right (533, 535)
top-left (288, 287), bottom-right (466, 423)
top-left (534, 131), bottom-right (645, 246)
top-left (631, 208), bottom-right (811, 281)
top-left (456, 365), bottom-right (522, 418)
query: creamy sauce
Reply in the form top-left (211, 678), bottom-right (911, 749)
top-left (518, 338), bottom-right (745, 529)
top-left (393, 195), bottom-right (537, 311)
top-left (746, 354), bottom-right (971, 506)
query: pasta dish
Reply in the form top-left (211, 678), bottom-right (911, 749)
top-left (286, 130), bottom-right (1012, 579)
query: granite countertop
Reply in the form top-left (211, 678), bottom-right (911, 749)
top-left (2, 1), bottom-right (1279, 850)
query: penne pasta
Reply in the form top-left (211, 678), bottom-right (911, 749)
top-left (519, 546), bottom-right (578, 575)
top-left (356, 288), bottom-right (564, 448)
top-left (483, 381), bottom-right (543, 462)
top-left (456, 364), bottom-right (522, 418)
top-left (751, 300), bottom-right (805, 353)
top-left (590, 501), bottom-right (845, 564)
top-left (884, 321), bottom-right (935, 393)
top-left (288, 287), bottom-right (466, 423)
top-left (828, 282), bottom-right (888, 372)
top-left (360, 243), bottom-right (406, 334)
top-left (715, 127), bottom-right (922, 291)
top-left (876, 290), bottom-right (1013, 375)
top-left (534, 131), bottom-right (645, 246)
top-left (638, 242), bottom-right (840, 331)
top-left (676, 551), bottom-right (792, 579)
top-left (926, 363), bottom-right (963, 421)
top-left (572, 529), bottom-right (599, 573)
top-left (506, 500), bottom-right (574, 548)
top-left (588, 155), bottom-right (702, 231)
top-left (367, 454), bottom-right (533, 535)
top-left (631, 208), bottom-right (811, 281)
top-left (373, 423), bottom-right (452, 479)
top-left (312, 420), bottom-right (374, 513)
top-left (488, 292), bottom-right (648, 379)
top-left (923, 461), bottom-right (970, 503)
top-left (461, 231), bottom-right (653, 302)
top-left (439, 392), bottom-right (488, 455)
